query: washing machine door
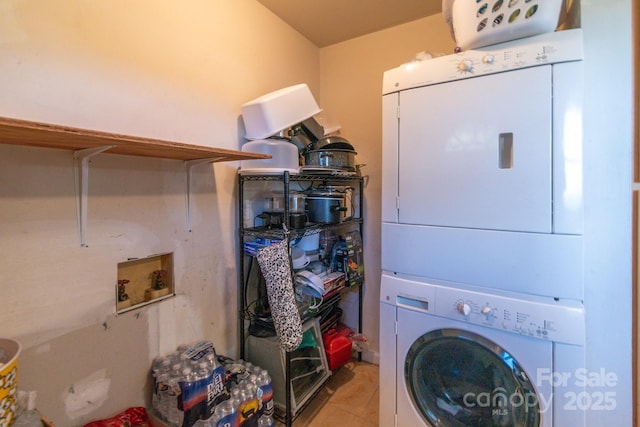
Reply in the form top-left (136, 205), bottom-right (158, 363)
top-left (405, 328), bottom-right (540, 427)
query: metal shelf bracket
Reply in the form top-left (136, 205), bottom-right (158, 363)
top-left (184, 157), bottom-right (226, 231)
top-left (73, 145), bottom-right (116, 247)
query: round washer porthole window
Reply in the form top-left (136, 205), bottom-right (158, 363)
top-left (405, 329), bottom-right (541, 427)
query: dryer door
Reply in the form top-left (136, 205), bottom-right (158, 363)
top-left (397, 65), bottom-right (552, 233)
top-left (404, 328), bottom-right (542, 427)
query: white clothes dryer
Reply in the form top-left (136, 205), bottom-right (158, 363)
top-left (380, 273), bottom-right (586, 427)
top-left (381, 29), bottom-right (585, 300)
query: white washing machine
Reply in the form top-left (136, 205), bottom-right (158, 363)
top-left (379, 274), bottom-right (585, 427)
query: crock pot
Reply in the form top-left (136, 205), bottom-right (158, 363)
top-left (306, 194), bottom-right (347, 224)
top-left (313, 186), bottom-right (354, 220)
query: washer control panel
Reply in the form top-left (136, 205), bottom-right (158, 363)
top-left (383, 28), bottom-right (583, 95)
top-left (437, 285), bottom-right (584, 346)
top-left (381, 273), bottom-right (585, 346)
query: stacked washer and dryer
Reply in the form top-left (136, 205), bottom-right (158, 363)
top-left (380, 29), bottom-right (586, 427)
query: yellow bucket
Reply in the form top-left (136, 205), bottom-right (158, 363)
top-left (0, 339), bottom-right (21, 427)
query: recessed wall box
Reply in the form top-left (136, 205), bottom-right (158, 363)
top-left (116, 253), bottom-right (174, 313)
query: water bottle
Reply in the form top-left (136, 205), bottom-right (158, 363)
top-left (179, 352), bottom-right (191, 367)
top-left (203, 353), bottom-right (227, 421)
top-left (257, 414), bottom-right (275, 427)
top-left (248, 374), bottom-right (258, 388)
top-left (173, 367), bottom-right (193, 427)
top-left (161, 363), bottom-right (179, 422)
top-left (236, 362), bottom-right (250, 385)
top-left (236, 382), bottom-right (250, 408)
top-left (248, 382), bottom-right (259, 414)
top-left (205, 352), bottom-right (218, 370)
top-left (172, 362), bottom-right (183, 372)
top-left (177, 343), bottom-right (191, 351)
top-left (214, 399), bottom-right (238, 427)
top-left (151, 357), bottom-right (172, 419)
top-left (151, 356), bottom-right (168, 376)
top-left (257, 370), bottom-right (274, 417)
top-left (181, 365), bottom-right (213, 427)
top-left (230, 386), bottom-right (241, 401)
top-left (154, 372), bottom-right (169, 420)
top-left (169, 351), bottom-right (182, 365)
top-left (195, 360), bottom-right (214, 422)
top-left (166, 369), bottom-right (183, 426)
top-left (197, 361), bottom-right (211, 378)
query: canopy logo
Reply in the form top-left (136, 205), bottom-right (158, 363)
top-left (462, 388), bottom-right (542, 414)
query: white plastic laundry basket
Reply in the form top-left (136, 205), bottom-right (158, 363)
top-left (451, 0), bottom-right (564, 49)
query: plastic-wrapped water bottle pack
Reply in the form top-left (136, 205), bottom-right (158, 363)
top-left (150, 342), bottom-right (274, 427)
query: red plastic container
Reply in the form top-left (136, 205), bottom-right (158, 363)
top-left (323, 329), bottom-right (352, 371)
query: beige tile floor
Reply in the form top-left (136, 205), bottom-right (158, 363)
top-left (276, 361), bottom-right (379, 427)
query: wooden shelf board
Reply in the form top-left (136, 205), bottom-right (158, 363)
top-left (0, 116), bottom-right (270, 162)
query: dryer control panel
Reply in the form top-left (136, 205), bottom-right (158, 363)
top-left (383, 28), bottom-right (583, 94)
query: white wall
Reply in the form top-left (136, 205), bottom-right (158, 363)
top-left (318, 14), bottom-right (456, 364)
top-left (0, 1), bottom-right (319, 425)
